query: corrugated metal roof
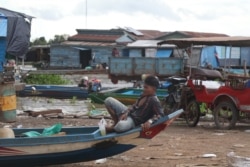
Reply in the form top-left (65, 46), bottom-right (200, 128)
top-left (139, 30), bottom-right (167, 38)
top-left (127, 30), bottom-right (167, 40)
top-left (156, 31), bottom-right (229, 40)
top-left (68, 34), bottom-right (121, 42)
top-left (178, 31), bottom-right (229, 38)
top-left (62, 41), bottom-right (117, 47)
top-left (158, 36), bottom-right (250, 48)
top-left (68, 29), bottom-right (167, 43)
top-left (127, 40), bottom-right (175, 48)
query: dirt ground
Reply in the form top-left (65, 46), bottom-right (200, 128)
top-left (2, 116), bottom-right (250, 167)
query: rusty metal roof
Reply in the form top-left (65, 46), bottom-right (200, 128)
top-left (62, 41), bottom-right (117, 47)
top-left (156, 31), bottom-right (229, 40)
top-left (158, 36), bottom-right (250, 48)
top-left (68, 29), bottom-right (167, 43)
top-left (68, 34), bottom-right (121, 43)
top-left (128, 30), bottom-right (167, 40)
top-left (177, 31), bottom-right (229, 38)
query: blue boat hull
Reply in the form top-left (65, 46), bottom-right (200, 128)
top-left (17, 85), bottom-right (89, 99)
top-left (0, 144), bottom-right (135, 167)
top-left (0, 109), bottom-right (184, 166)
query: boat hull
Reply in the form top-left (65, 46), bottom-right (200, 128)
top-left (89, 88), bottom-right (168, 105)
top-left (17, 85), bottom-right (89, 99)
top-left (0, 109), bottom-right (183, 166)
top-left (0, 143), bottom-right (135, 166)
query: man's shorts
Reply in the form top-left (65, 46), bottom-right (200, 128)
top-left (104, 97), bottom-right (135, 132)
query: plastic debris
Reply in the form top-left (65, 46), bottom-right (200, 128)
top-left (244, 129), bottom-right (250, 133)
top-left (3, 125), bottom-right (12, 128)
top-left (174, 153), bottom-right (183, 156)
top-left (213, 133), bottom-right (225, 136)
top-left (22, 123), bottom-right (62, 137)
top-left (201, 154), bottom-right (217, 158)
top-left (233, 144), bottom-right (245, 148)
top-left (98, 118), bottom-right (107, 136)
top-left (95, 158), bottom-right (107, 164)
top-left (17, 125), bottom-right (23, 129)
top-left (89, 109), bottom-right (110, 118)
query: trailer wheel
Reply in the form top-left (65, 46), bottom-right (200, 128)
top-left (185, 100), bottom-right (200, 127)
top-left (214, 101), bottom-right (238, 130)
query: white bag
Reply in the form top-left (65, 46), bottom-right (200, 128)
top-left (98, 118), bottom-right (107, 136)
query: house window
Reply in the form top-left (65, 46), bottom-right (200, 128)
top-left (230, 47), bottom-right (240, 59)
top-left (219, 47), bottom-right (240, 59)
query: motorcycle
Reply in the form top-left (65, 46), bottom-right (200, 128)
top-left (163, 77), bottom-right (201, 127)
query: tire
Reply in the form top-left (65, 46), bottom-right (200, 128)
top-left (214, 101), bottom-right (238, 130)
top-left (185, 100), bottom-right (200, 127)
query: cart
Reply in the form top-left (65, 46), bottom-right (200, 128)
top-left (159, 37), bottom-right (250, 129)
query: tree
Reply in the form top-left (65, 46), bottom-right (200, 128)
top-left (48, 34), bottom-right (69, 44)
top-left (31, 37), bottom-right (48, 46)
top-left (30, 34), bottom-right (69, 46)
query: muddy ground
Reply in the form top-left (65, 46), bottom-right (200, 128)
top-left (2, 116), bottom-right (250, 167)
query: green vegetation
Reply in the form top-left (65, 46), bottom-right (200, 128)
top-left (70, 96), bottom-right (77, 104)
top-left (30, 34), bottom-right (69, 46)
top-left (200, 103), bottom-right (207, 114)
top-left (24, 74), bottom-right (69, 85)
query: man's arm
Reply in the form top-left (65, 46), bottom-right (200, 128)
top-left (120, 103), bottom-right (136, 120)
top-left (142, 97), bottom-right (164, 131)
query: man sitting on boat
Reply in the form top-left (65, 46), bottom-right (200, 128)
top-left (105, 76), bottom-right (164, 133)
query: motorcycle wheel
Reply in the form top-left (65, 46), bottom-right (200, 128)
top-left (185, 100), bottom-right (200, 127)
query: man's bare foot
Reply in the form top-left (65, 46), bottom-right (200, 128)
top-left (106, 125), bottom-right (115, 133)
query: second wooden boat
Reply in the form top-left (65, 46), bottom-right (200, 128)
top-left (89, 87), bottom-right (168, 105)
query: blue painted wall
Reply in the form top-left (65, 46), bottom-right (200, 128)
top-left (92, 47), bottom-right (114, 64)
top-left (50, 45), bottom-right (120, 68)
top-left (50, 45), bottom-right (80, 68)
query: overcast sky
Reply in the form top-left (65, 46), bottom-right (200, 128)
top-left (2, 0), bottom-right (250, 40)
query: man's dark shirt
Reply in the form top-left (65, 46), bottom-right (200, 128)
top-left (128, 95), bottom-right (164, 126)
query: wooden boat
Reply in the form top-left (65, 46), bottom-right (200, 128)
top-left (17, 85), bottom-right (90, 99)
top-left (0, 109), bottom-right (183, 167)
top-left (89, 87), bottom-right (168, 105)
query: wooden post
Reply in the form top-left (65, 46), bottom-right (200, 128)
top-left (244, 60), bottom-right (248, 77)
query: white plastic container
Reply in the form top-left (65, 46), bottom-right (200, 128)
top-left (98, 118), bottom-right (107, 136)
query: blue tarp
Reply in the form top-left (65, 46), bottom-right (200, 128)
top-left (200, 46), bottom-right (220, 68)
top-left (0, 38), bottom-right (6, 71)
top-left (0, 16), bottom-right (7, 37)
top-left (0, 8), bottom-right (33, 58)
top-left (156, 49), bottom-right (173, 58)
top-left (0, 16), bottom-right (7, 71)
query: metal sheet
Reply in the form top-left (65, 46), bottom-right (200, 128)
top-left (159, 37), bottom-right (250, 48)
top-left (156, 58), bottom-right (183, 75)
top-left (134, 58), bottom-right (156, 75)
top-left (50, 46), bottom-right (81, 67)
top-left (156, 49), bottom-right (172, 57)
top-left (109, 58), bottom-right (133, 75)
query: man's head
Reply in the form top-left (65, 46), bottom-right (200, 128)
top-left (143, 75), bottom-right (159, 96)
